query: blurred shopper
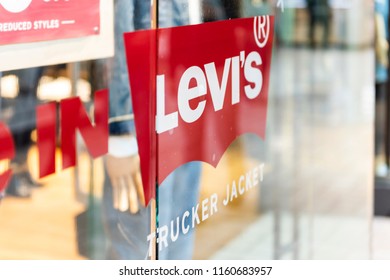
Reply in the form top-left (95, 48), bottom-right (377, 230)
top-left (4, 67), bottom-right (44, 198)
top-left (202, 0), bottom-right (227, 22)
top-left (374, 0), bottom-right (389, 177)
top-left (102, 0), bottom-right (201, 260)
top-left (220, 0), bottom-right (241, 19)
top-left (307, 0), bottom-right (331, 48)
top-left (202, 0), bottom-right (241, 22)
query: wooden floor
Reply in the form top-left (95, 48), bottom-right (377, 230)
top-left (0, 147), bottom-right (106, 260)
top-left (0, 151), bottom-right (85, 259)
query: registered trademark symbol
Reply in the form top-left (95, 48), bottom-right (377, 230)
top-left (253, 16), bottom-right (270, 48)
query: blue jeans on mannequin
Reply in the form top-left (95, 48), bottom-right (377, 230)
top-left (103, 0), bottom-right (201, 260)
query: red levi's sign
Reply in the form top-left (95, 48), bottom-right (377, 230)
top-left (124, 16), bottom-right (274, 204)
top-left (0, 0), bottom-right (100, 45)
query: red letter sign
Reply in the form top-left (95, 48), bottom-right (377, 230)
top-left (125, 16), bottom-right (274, 204)
top-left (61, 89), bottom-right (109, 170)
top-left (37, 102), bottom-right (57, 178)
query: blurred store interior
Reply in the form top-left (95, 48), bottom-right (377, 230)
top-left (1, 0), bottom-right (390, 260)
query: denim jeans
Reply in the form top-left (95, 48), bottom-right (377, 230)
top-left (158, 163), bottom-right (202, 260)
top-left (104, 0), bottom-right (201, 260)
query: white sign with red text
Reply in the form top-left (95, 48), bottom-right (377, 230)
top-left (0, 0), bottom-right (113, 71)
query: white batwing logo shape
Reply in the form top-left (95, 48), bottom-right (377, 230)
top-left (0, 0), bottom-right (33, 13)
